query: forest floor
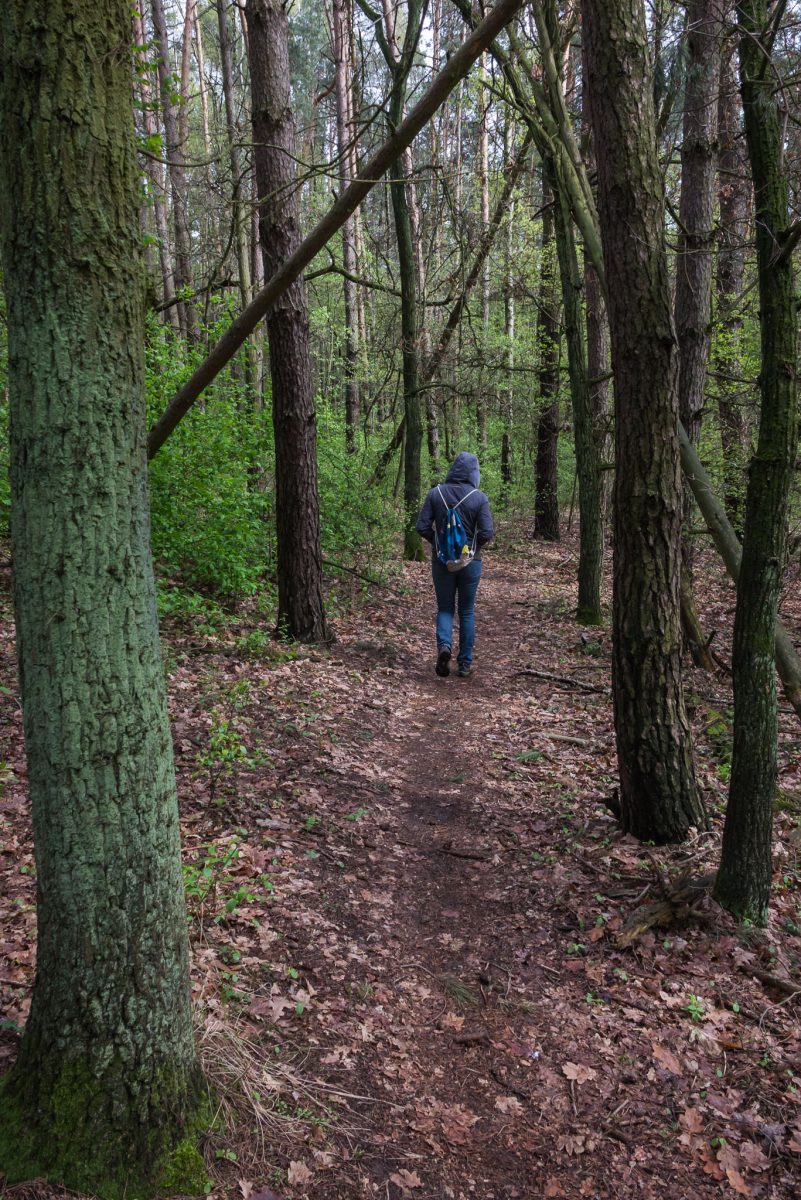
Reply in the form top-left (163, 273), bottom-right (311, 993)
top-left (2, 534), bottom-right (801, 1200)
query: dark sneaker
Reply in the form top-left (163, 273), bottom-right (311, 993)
top-left (435, 647), bottom-right (452, 677)
top-left (457, 663), bottom-right (474, 678)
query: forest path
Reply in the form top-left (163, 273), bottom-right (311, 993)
top-left (2, 543), bottom-right (801, 1200)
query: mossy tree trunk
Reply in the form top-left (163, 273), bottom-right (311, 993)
top-left (534, 172), bottom-right (562, 542)
top-left (0, 3), bottom-right (203, 1196)
top-left (714, 1), bottom-right (799, 924)
top-left (247, 0), bottom-right (330, 642)
top-left (583, 0), bottom-right (708, 842)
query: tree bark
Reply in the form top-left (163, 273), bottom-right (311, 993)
top-left (246, 0), bottom-right (330, 643)
top-left (583, 0), bottom-right (707, 842)
top-left (714, 41), bottom-right (750, 529)
top-left (151, 0), bottom-right (197, 340)
top-left (534, 174), bottom-right (561, 541)
top-left (552, 171), bottom-right (604, 625)
top-left (675, 0), bottom-right (723, 449)
top-left (500, 113), bottom-right (516, 503)
top-left (133, 5), bottom-right (180, 331)
top-left (715, 1), bottom-right (799, 924)
top-left (331, 0), bottom-right (361, 452)
top-left (675, 0), bottom-right (723, 632)
top-left (0, 2), bottom-right (202, 1193)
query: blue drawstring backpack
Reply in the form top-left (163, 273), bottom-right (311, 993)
top-left (434, 485), bottom-right (477, 572)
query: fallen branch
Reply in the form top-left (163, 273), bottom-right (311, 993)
top-left (322, 557), bottom-right (399, 593)
top-left (737, 963), bottom-right (801, 1000)
top-left (0, 975), bottom-right (31, 989)
top-left (515, 668), bottom-right (610, 695)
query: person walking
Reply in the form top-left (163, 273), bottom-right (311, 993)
top-left (416, 452), bottom-right (494, 678)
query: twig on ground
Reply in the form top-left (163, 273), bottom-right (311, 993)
top-left (514, 668), bottom-right (611, 695)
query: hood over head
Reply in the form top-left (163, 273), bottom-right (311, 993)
top-left (445, 452), bottom-right (480, 488)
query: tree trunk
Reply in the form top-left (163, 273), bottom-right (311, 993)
top-left (246, 0), bottom-right (330, 642)
top-left (218, 0), bottom-right (257, 389)
top-left (675, 0), bottom-right (723, 613)
top-left (361, 0), bottom-right (428, 559)
top-left (477, 51), bottom-right (490, 454)
top-left (134, 5), bottom-right (180, 331)
top-left (151, 0), bottom-right (197, 340)
top-left (714, 41), bottom-right (750, 529)
top-left (331, 0), bottom-right (360, 452)
top-left (715, 0), bottom-right (799, 924)
top-left (675, 0), bottom-right (722, 449)
top-left (534, 174), bottom-right (561, 541)
top-left (552, 169), bottom-right (604, 625)
top-left (500, 113), bottom-right (516, 503)
top-left (0, 3), bottom-right (203, 1194)
top-left (583, 0), bottom-right (707, 842)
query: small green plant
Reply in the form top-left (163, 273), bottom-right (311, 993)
top-left (684, 993), bottom-right (705, 1023)
top-left (344, 807), bottom-right (368, 822)
top-left (566, 942), bottom-right (586, 956)
top-left (195, 710), bottom-right (259, 802)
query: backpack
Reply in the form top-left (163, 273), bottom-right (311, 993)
top-left (434, 485), bottom-right (478, 572)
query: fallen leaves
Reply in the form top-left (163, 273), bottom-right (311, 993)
top-left (562, 1061), bottom-right (597, 1085)
top-left (286, 1160), bottom-right (312, 1188)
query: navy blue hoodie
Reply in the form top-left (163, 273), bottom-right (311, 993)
top-left (416, 452), bottom-right (494, 555)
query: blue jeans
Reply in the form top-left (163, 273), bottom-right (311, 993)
top-left (432, 558), bottom-right (483, 667)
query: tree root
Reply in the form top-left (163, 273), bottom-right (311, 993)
top-left (616, 871), bottom-right (716, 947)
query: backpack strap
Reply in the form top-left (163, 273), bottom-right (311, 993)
top-left (437, 485), bottom-right (477, 512)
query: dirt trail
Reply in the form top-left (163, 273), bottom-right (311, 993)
top-left (2, 545), bottom-right (801, 1199)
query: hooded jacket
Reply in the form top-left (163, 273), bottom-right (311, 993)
top-left (415, 452), bottom-right (494, 555)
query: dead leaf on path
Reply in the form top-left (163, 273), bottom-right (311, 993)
top-left (651, 1041), bottom-right (682, 1075)
top-left (438, 1101), bottom-right (479, 1145)
top-left (562, 1061), bottom-right (597, 1084)
top-left (287, 1160), bottom-right (313, 1187)
top-left (544, 1179), bottom-right (567, 1197)
top-left (725, 1167), bottom-right (751, 1196)
top-left (738, 1141), bottom-right (770, 1172)
top-left (680, 1107), bottom-right (704, 1134)
top-left (495, 1094), bottom-right (525, 1116)
top-left (440, 1011), bottom-right (465, 1030)
top-left (389, 1168), bottom-right (423, 1191)
top-left (557, 1132), bottom-right (587, 1155)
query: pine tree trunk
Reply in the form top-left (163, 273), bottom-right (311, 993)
top-left (534, 174), bottom-right (562, 541)
top-left (714, 42), bottom-right (750, 529)
top-left (246, 0), bottom-right (330, 642)
top-left (714, 0), bottom-right (799, 924)
top-left (583, 0), bottom-right (707, 842)
top-left (0, 3), bottom-right (202, 1193)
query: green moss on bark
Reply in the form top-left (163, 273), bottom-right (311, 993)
top-left (0, 1058), bottom-right (208, 1200)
